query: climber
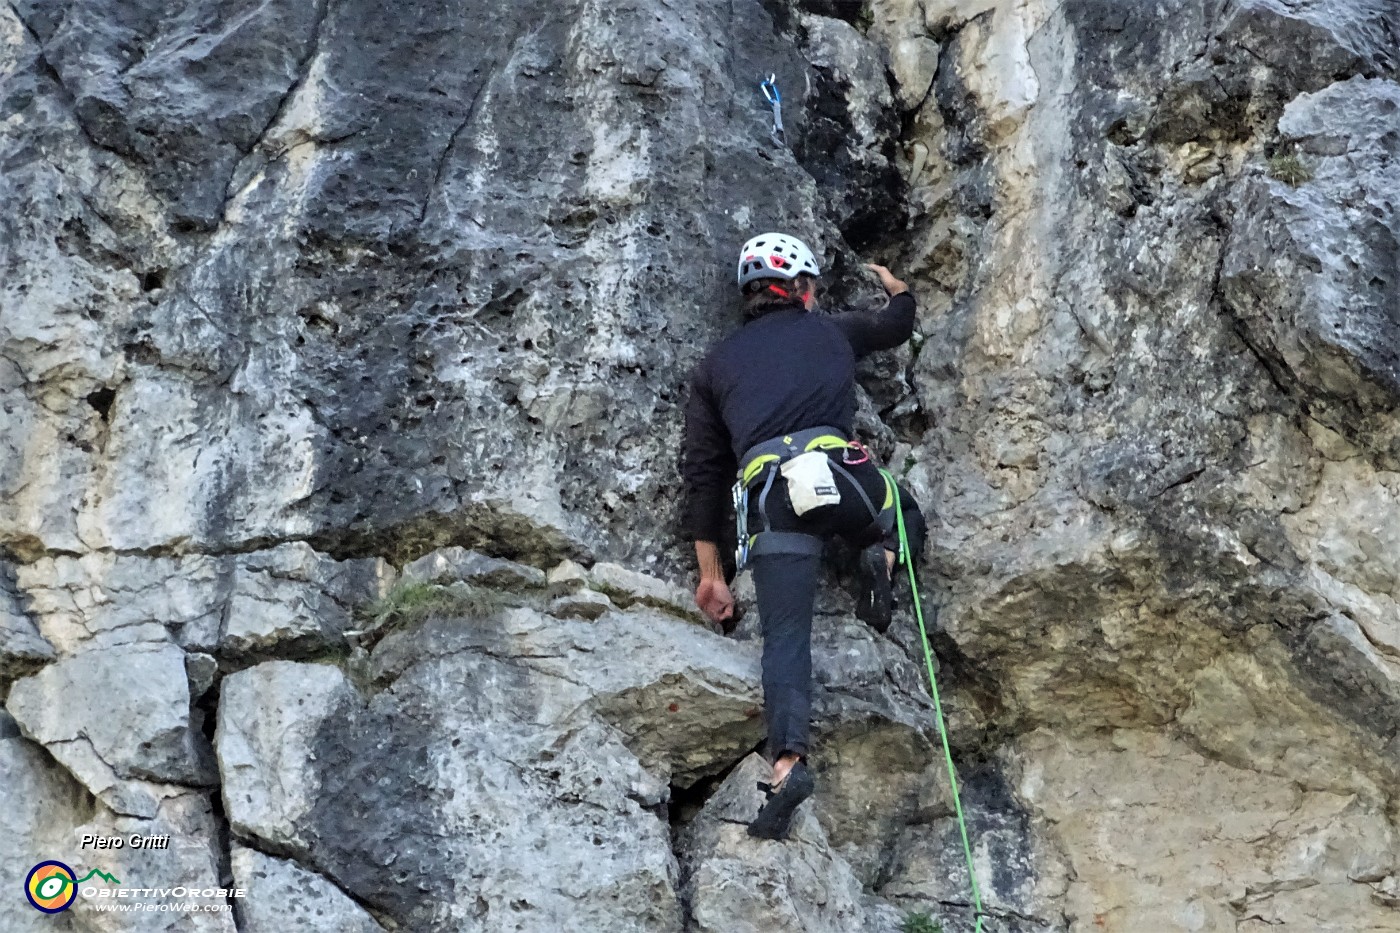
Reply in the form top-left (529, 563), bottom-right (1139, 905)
top-left (681, 232), bottom-right (927, 840)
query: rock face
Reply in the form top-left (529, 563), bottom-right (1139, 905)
top-left (1222, 75), bottom-right (1400, 467)
top-left (1013, 729), bottom-right (1397, 931)
top-left (216, 605), bottom-right (746, 930)
top-left (8, 641), bottom-right (212, 817)
top-left (677, 754), bottom-right (898, 933)
top-left (1, 722), bottom-right (233, 933)
top-left (4, 0), bottom-right (1400, 930)
top-left (231, 844), bottom-right (385, 933)
top-left (0, 568), bottom-right (54, 684)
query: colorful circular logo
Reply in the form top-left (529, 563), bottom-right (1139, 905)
top-left (26, 861), bottom-right (78, 913)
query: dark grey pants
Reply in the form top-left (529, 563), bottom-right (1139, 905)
top-left (749, 457), bottom-right (926, 759)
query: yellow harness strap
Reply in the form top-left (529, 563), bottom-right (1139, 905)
top-left (739, 433), bottom-right (848, 486)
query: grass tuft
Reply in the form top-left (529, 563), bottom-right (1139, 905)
top-left (855, 2), bottom-right (876, 32)
top-left (1267, 152), bottom-right (1312, 186)
top-left (353, 581), bottom-right (507, 646)
top-left (901, 912), bottom-right (943, 933)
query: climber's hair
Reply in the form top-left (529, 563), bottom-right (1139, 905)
top-left (742, 273), bottom-right (817, 318)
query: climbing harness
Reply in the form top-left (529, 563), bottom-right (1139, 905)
top-left (736, 427), bottom-right (852, 566)
top-left (734, 427), bottom-right (857, 566)
top-left (733, 427), bottom-right (895, 570)
top-left (759, 74), bottom-right (785, 146)
top-left (883, 470), bottom-right (988, 933)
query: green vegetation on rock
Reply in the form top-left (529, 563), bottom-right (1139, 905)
top-left (355, 581), bottom-right (508, 645)
top-left (1267, 152), bottom-right (1313, 186)
top-left (901, 911), bottom-right (943, 933)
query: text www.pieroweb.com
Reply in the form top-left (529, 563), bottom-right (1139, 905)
top-left (93, 901), bottom-right (232, 913)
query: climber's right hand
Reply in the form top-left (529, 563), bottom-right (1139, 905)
top-left (865, 263), bottom-right (908, 296)
top-left (695, 577), bottom-right (735, 625)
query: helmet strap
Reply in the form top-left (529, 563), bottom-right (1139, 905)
top-left (767, 284), bottom-right (790, 298)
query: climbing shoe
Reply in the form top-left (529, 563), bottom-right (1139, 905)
top-left (854, 544), bottom-right (893, 633)
top-left (748, 760), bottom-right (814, 841)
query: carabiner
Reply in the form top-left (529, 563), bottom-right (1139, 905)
top-left (842, 440), bottom-right (871, 466)
top-left (760, 73), bottom-right (781, 105)
top-left (733, 481), bottom-right (751, 571)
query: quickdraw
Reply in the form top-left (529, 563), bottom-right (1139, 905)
top-left (732, 480), bottom-right (751, 570)
top-left (760, 73), bottom-right (785, 146)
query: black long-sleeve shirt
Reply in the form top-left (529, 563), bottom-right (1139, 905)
top-left (681, 292), bottom-right (917, 543)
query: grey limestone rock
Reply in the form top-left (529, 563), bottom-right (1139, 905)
top-left (66, 792), bottom-right (236, 933)
top-left (546, 588), bottom-right (614, 619)
top-left (7, 641), bottom-right (214, 817)
top-left (211, 588), bottom-right (987, 929)
top-left (184, 652), bottom-right (219, 700)
top-left (217, 660), bottom-right (358, 853)
top-left (369, 604), bottom-right (762, 790)
top-left (400, 545), bottom-right (545, 590)
top-left (10, 0), bottom-right (327, 231)
top-left (0, 566), bottom-right (54, 685)
top-left (1011, 728), bottom-right (1397, 931)
top-left (880, 768), bottom-right (1071, 933)
top-left (15, 553), bottom-right (212, 656)
top-left (223, 543), bottom-right (393, 659)
top-left (14, 546), bottom-right (390, 661)
top-left (1222, 75), bottom-right (1400, 466)
top-left (1, 726), bottom-right (232, 932)
top-left (588, 560), bottom-right (706, 624)
top-left (0, 730), bottom-right (96, 933)
top-left (219, 627), bottom-right (688, 930)
top-left (544, 558), bottom-right (590, 593)
top-left (0, 0), bottom-right (837, 564)
top-left (231, 844), bottom-right (386, 933)
top-left (677, 753), bottom-right (898, 933)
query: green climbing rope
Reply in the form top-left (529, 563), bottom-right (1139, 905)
top-left (883, 470), bottom-right (986, 933)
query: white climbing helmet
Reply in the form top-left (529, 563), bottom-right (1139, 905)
top-left (736, 232), bottom-right (820, 288)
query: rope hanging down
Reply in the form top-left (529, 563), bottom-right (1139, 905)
top-left (883, 470), bottom-right (987, 933)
